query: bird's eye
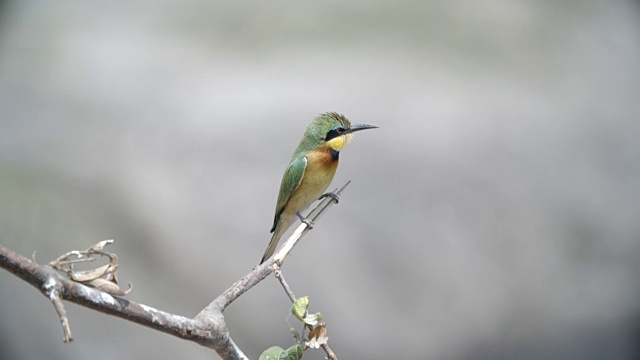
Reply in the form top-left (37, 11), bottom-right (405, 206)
top-left (325, 126), bottom-right (344, 141)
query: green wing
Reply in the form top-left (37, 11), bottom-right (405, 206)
top-left (271, 156), bottom-right (307, 232)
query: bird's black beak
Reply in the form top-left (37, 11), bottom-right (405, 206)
top-left (345, 123), bottom-right (378, 134)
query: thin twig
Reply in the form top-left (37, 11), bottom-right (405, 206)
top-left (199, 181), bottom-right (352, 316)
top-left (51, 291), bottom-right (73, 342)
top-left (321, 343), bottom-right (337, 360)
top-left (40, 274), bottom-right (74, 342)
top-left (274, 266), bottom-right (296, 302)
top-left (274, 265), bottom-right (338, 360)
top-left (273, 181), bottom-right (350, 264)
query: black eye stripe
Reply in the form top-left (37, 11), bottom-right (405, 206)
top-left (325, 128), bottom-right (343, 141)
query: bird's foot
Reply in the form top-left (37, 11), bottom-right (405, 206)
top-left (296, 211), bottom-right (314, 228)
top-left (319, 191), bottom-right (340, 204)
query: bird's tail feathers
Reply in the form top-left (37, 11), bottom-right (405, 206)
top-left (260, 220), bottom-right (288, 264)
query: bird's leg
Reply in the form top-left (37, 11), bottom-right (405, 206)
top-left (319, 191), bottom-right (340, 204)
top-left (296, 211), bottom-right (314, 228)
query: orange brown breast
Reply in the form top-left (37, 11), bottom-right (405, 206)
top-left (281, 145), bottom-right (339, 218)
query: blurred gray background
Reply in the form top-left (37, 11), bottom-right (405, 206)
top-left (1, 1), bottom-right (639, 359)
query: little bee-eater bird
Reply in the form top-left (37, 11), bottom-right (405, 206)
top-left (260, 112), bottom-right (377, 264)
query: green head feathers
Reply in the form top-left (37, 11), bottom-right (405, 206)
top-left (292, 112), bottom-right (377, 159)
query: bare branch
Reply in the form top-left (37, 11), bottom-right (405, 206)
top-left (199, 181), bottom-right (350, 316)
top-left (321, 342), bottom-right (338, 360)
top-left (0, 244), bottom-right (247, 358)
top-left (0, 181), bottom-right (351, 359)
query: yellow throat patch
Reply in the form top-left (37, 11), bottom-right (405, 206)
top-left (326, 133), bottom-right (354, 151)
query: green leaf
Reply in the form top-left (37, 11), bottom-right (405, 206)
top-left (302, 312), bottom-right (322, 326)
top-left (259, 346), bottom-right (286, 360)
top-left (280, 344), bottom-right (303, 360)
top-left (291, 296), bottom-right (310, 322)
top-left (259, 345), bottom-right (303, 360)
